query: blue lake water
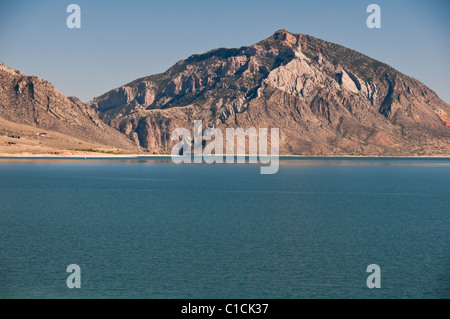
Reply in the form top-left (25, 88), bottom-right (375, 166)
top-left (0, 157), bottom-right (449, 298)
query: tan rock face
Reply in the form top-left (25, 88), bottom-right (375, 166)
top-left (88, 30), bottom-right (450, 155)
top-left (0, 62), bottom-right (23, 76)
top-left (0, 63), bottom-right (139, 152)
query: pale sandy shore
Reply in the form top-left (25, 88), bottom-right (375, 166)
top-left (0, 152), bottom-right (164, 158)
top-left (0, 152), bottom-right (449, 159)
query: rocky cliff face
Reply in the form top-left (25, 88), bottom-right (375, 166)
top-left (90, 29), bottom-right (450, 155)
top-left (0, 63), bottom-right (139, 152)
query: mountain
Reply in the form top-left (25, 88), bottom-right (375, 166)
top-left (0, 62), bottom-right (139, 155)
top-left (89, 29), bottom-right (450, 156)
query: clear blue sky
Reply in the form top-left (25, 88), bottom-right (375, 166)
top-left (1, 0), bottom-right (449, 103)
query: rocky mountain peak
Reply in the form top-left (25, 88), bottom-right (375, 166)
top-left (88, 31), bottom-right (450, 155)
top-left (0, 62), bottom-right (24, 77)
top-left (270, 29), bottom-right (300, 46)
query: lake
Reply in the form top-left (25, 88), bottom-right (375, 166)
top-left (0, 157), bottom-right (449, 298)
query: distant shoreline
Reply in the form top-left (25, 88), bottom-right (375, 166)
top-left (1, 154), bottom-right (449, 159)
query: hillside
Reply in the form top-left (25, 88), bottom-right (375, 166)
top-left (0, 62), bottom-right (140, 155)
top-left (89, 30), bottom-right (450, 156)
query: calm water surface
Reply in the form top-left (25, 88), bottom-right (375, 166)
top-left (0, 158), bottom-right (449, 298)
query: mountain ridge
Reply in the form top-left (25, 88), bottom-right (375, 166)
top-left (0, 62), bottom-right (140, 155)
top-left (1, 30), bottom-right (448, 156)
top-left (87, 29), bottom-right (450, 156)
